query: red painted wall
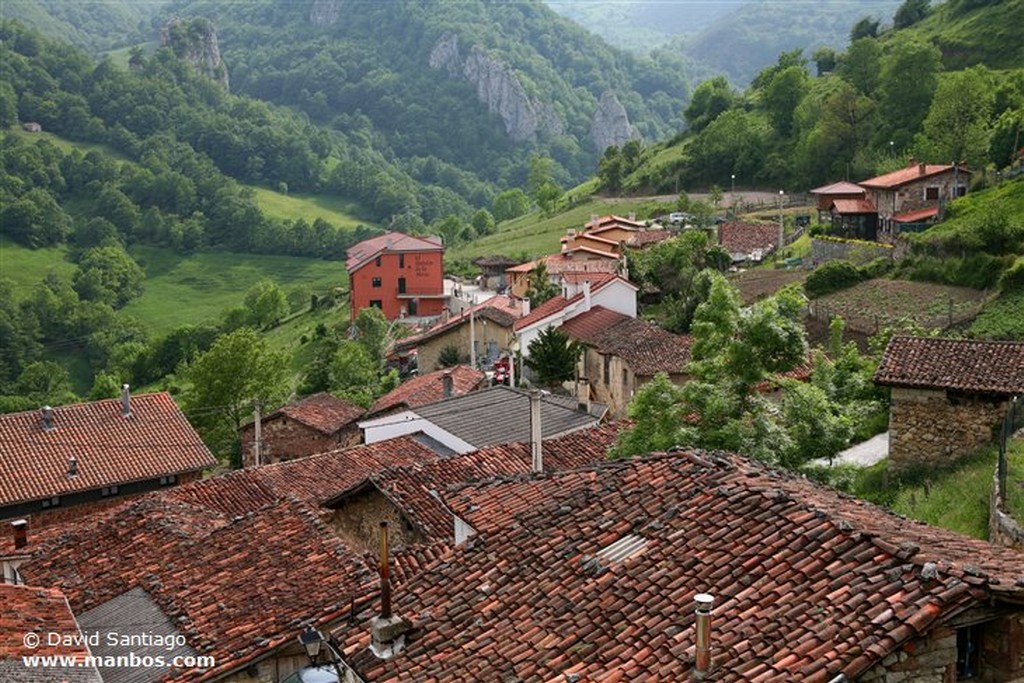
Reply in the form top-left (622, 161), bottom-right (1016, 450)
top-left (350, 250), bottom-right (444, 320)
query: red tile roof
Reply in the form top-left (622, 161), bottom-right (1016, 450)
top-left (265, 392), bottom-right (366, 435)
top-left (859, 163), bottom-right (960, 190)
top-left (513, 293), bottom-right (576, 331)
top-left (0, 584), bottom-right (88, 660)
top-left (626, 228), bottom-right (672, 248)
top-left (16, 436), bottom-right (443, 681)
top-left (874, 336), bottom-right (1024, 395)
top-left (391, 295), bottom-right (524, 353)
top-left (0, 393), bottom-right (216, 508)
top-left (346, 232), bottom-right (443, 272)
top-left (562, 306), bottom-right (693, 376)
top-left (339, 451), bottom-right (1024, 681)
top-left (585, 214), bottom-right (646, 232)
top-left (557, 271), bottom-right (617, 288)
top-left (831, 198), bottom-right (878, 214)
top-left (507, 252), bottom-right (623, 275)
top-left (809, 181), bottom-right (866, 195)
top-left (370, 365), bottom-right (486, 415)
top-left (893, 206), bottom-right (940, 223)
top-left (717, 221), bottom-right (779, 257)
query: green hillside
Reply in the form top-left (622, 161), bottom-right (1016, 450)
top-left (892, 0), bottom-right (1024, 70)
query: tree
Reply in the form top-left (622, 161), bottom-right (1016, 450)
top-left (15, 361), bottom-right (76, 406)
top-left (492, 188), bottom-right (530, 222)
top-left (812, 47), bottom-right (837, 76)
top-left (243, 279), bottom-right (288, 329)
top-left (918, 66), bottom-right (996, 169)
top-left (850, 16), bottom-right (880, 41)
top-left (524, 261), bottom-right (559, 307)
top-left (72, 246), bottom-right (145, 308)
top-left (610, 373), bottom-right (694, 459)
top-left (875, 39), bottom-right (942, 149)
top-left (470, 208), bottom-right (495, 236)
top-left (598, 146), bottom-right (625, 193)
top-left (535, 181), bottom-right (562, 216)
top-left (763, 65), bottom-right (810, 136)
top-left (894, 0), bottom-right (930, 28)
top-left (691, 110), bottom-right (773, 183)
top-left (524, 327), bottom-right (581, 388)
top-left (328, 340), bottom-right (388, 408)
top-left (838, 39), bottom-right (882, 96)
top-left (353, 305), bottom-right (392, 370)
top-left (684, 76), bottom-right (735, 133)
top-left (183, 327), bottom-right (289, 458)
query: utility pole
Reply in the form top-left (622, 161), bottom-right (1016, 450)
top-left (253, 400), bottom-right (262, 467)
top-left (469, 303), bottom-right (476, 369)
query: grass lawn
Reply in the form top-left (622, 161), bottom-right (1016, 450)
top-left (250, 186), bottom-right (371, 230)
top-left (6, 128), bottom-right (130, 160)
top-left (0, 239), bottom-right (76, 300)
top-left (123, 246), bottom-right (347, 335)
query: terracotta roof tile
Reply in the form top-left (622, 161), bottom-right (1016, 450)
top-left (585, 215), bottom-right (646, 232)
top-left (0, 584), bottom-right (89, 660)
top-left (859, 164), bottom-right (961, 190)
top-left (0, 393), bottom-right (216, 508)
top-left (346, 231), bottom-right (443, 271)
top-left (874, 336), bottom-right (1024, 394)
top-left (893, 206), bottom-right (939, 223)
top-left (718, 222), bottom-right (779, 257)
top-left (370, 366), bottom-right (486, 415)
top-left (513, 294), bottom-right (576, 331)
top-left (809, 181), bottom-right (866, 195)
top-left (267, 392), bottom-right (366, 435)
top-left (626, 229), bottom-right (672, 248)
top-left (831, 198), bottom-right (878, 214)
top-left (338, 451), bottom-right (1024, 681)
top-left (562, 307), bottom-right (693, 376)
top-left (391, 296), bottom-right (523, 352)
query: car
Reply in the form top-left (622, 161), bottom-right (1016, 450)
top-left (279, 665), bottom-right (339, 683)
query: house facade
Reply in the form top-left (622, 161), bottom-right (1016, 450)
top-left (0, 389), bottom-right (215, 528)
top-left (346, 232), bottom-right (445, 321)
top-left (859, 161), bottom-right (968, 233)
top-left (506, 248), bottom-right (623, 298)
top-left (875, 336), bottom-right (1024, 471)
top-left (239, 393), bottom-right (366, 468)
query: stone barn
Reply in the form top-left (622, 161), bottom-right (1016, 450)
top-left (239, 392), bottom-right (366, 467)
top-left (874, 336), bottom-right (1024, 471)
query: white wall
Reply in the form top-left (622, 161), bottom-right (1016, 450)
top-left (359, 411), bottom-right (476, 454)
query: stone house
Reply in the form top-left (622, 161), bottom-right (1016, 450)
top-left (389, 295), bottom-right (524, 372)
top-left (717, 221), bottom-right (780, 263)
top-left (874, 336), bottom-right (1024, 471)
top-left (0, 388), bottom-right (215, 529)
top-left (239, 392), bottom-right (366, 468)
top-left (470, 255), bottom-right (522, 290)
top-left (561, 305), bottom-right (693, 418)
top-left (505, 247), bottom-right (624, 298)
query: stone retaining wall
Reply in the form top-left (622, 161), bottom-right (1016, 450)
top-left (990, 469), bottom-right (1024, 551)
top-left (889, 387), bottom-right (1008, 471)
top-left (811, 237), bottom-right (895, 265)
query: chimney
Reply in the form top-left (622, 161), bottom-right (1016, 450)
top-left (120, 384), bottom-right (131, 417)
top-left (693, 593), bottom-right (714, 681)
top-left (582, 280), bottom-right (591, 310)
top-left (521, 297), bottom-right (531, 316)
top-left (918, 161), bottom-right (926, 176)
top-left (530, 390), bottom-right (543, 473)
top-left (370, 521), bottom-right (411, 659)
top-left (442, 371), bottom-right (454, 399)
top-left (67, 456), bottom-right (78, 478)
top-left (577, 378), bottom-right (591, 414)
top-left (11, 519), bottom-right (27, 550)
top-left (41, 406), bottom-right (54, 431)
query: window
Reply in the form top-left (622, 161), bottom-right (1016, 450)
top-left (955, 185), bottom-right (967, 197)
top-left (957, 625), bottom-right (981, 678)
top-left (603, 354), bottom-right (611, 383)
top-left (370, 300), bottom-right (382, 309)
top-left (372, 277), bottom-right (382, 288)
top-left (399, 254), bottom-right (405, 268)
top-left (101, 485), bottom-right (119, 497)
top-left (159, 475), bottom-right (177, 486)
top-left (375, 256), bottom-right (382, 267)
top-left (41, 496), bottom-right (60, 509)
top-left (622, 367), bottom-right (628, 390)
top-left (925, 186), bottom-right (940, 201)
top-left (398, 277), bottom-right (406, 294)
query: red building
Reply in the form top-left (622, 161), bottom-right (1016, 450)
top-left (346, 232), bottom-right (445, 321)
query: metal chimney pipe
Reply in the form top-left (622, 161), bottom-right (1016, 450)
top-left (693, 593), bottom-right (714, 680)
top-left (379, 522), bottom-right (392, 619)
top-left (530, 390), bottom-right (543, 473)
top-left (12, 519), bottom-right (27, 550)
top-left (121, 384), bottom-right (131, 417)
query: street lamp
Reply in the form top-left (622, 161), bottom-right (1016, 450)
top-left (730, 174), bottom-right (736, 217)
top-left (298, 625), bottom-right (348, 682)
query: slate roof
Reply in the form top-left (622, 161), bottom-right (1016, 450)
top-left (410, 385), bottom-right (604, 448)
top-left (370, 365), bottom-right (486, 415)
top-left (0, 393), bottom-right (216, 509)
top-left (717, 221), bottom-right (779, 257)
top-left (345, 232), bottom-right (443, 272)
top-left (859, 163), bottom-right (961, 189)
top-left (562, 306), bottom-right (694, 376)
top-left (16, 436), bottom-right (443, 682)
top-left (325, 423), bottom-right (624, 543)
top-left (874, 336), bottom-right (1024, 395)
top-left (831, 198), bottom-right (877, 214)
top-left (809, 181), bottom-right (866, 195)
top-left (391, 295), bottom-right (523, 353)
top-left (259, 392), bottom-right (366, 435)
top-left (339, 451), bottom-right (1024, 682)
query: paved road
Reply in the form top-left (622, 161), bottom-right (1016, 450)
top-left (811, 432), bottom-right (890, 468)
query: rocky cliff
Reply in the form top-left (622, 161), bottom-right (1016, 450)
top-left (160, 17), bottom-right (229, 90)
top-left (590, 91), bottom-right (640, 152)
top-left (429, 32), bottom-right (563, 143)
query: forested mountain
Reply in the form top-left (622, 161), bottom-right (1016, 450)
top-left (153, 0), bottom-right (690, 193)
top-left (0, 0), bottom-right (160, 53)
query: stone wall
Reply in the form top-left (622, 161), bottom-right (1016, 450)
top-left (241, 418), bottom-right (359, 468)
top-left (811, 237), bottom-right (895, 265)
top-left (990, 469), bottom-right (1024, 552)
top-left (888, 387), bottom-right (1009, 471)
top-left (418, 322), bottom-right (514, 373)
top-left (858, 625), bottom-right (956, 682)
top-left (329, 488), bottom-right (428, 554)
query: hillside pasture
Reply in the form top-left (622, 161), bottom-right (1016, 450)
top-left (0, 239), bottom-right (76, 300)
top-left (808, 278), bottom-right (990, 335)
top-left (251, 186), bottom-right (371, 230)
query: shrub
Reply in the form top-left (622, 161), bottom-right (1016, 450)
top-left (998, 256), bottom-right (1024, 291)
top-left (804, 261), bottom-right (864, 298)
